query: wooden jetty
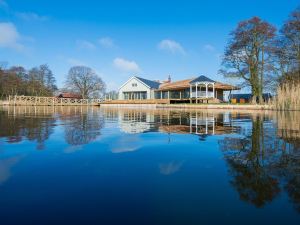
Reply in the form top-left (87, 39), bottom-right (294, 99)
top-left (7, 95), bottom-right (103, 106)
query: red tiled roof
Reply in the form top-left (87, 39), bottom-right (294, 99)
top-left (157, 77), bottom-right (239, 91)
top-left (57, 93), bottom-right (82, 99)
top-left (158, 78), bottom-right (195, 90)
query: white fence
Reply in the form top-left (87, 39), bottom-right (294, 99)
top-left (190, 91), bottom-right (214, 98)
top-left (8, 95), bottom-right (103, 106)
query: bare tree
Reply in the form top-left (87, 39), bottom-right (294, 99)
top-left (0, 63), bottom-right (57, 98)
top-left (219, 17), bottom-right (276, 103)
top-left (105, 90), bottom-right (118, 100)
top-left (27, 64), bottom-right (57, 96)
top-left (65, 66), bottom-right (106, 99)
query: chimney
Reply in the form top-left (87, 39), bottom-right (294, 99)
top-left (168, 75), bottom-right (171, 83)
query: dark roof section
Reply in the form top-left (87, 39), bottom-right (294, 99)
top-left (229, 93), bottom-right (272, 99)
top-left (136, 76), bottom-right (161, 89)
top-left (190, 75), bottom-right (215, 84)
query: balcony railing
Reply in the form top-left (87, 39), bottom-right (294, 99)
top-left (190, 117), bottom-right (215, 125)
top-left (190, 91), bottom-right (214, 98)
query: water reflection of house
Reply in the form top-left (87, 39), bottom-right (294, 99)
top-left (159, 112), bottom-right (239, 136)
top-left (105, 107), bottom-right (240, 136)
top-left (118, 110), bottom-right (157, 134)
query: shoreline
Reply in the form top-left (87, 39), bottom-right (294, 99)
top-left (156, 104), bottom-right (275, 111)
top-left (1, 102), bottom-right (298, 111)
top-left (100, 103), bottom-right (276, 111)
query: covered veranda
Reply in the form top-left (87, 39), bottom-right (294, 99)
top-left (189, 82), bottom-right (215, 99)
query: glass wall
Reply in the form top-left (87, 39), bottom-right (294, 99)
top-left (154, 89), bottom-right (190, 99)
top-left (123, 92), bottom-right (147, 100)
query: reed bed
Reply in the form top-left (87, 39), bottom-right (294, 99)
top-left (273, 82), bottom-right (300, 111)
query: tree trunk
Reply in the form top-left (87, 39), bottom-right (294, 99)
top-left (259, 46), bottom-right (265, 104)
top-left (250, 65), bottom-right (260, 104)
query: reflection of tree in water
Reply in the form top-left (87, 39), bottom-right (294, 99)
top-left (64, 112), bottom-right (104, 145)
top-left (220, 115), bottom-right (280, 207)
top-left (219, 114), bottom-right (300, 211)
top-left (21, 117), bottom-right (55, 150)
top-left (0, 110), bottom-right (55, 150)
top-left (283, 157), bottom-right (300, 212)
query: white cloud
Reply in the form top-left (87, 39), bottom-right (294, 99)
top-left (99, 37), bottom-right (116, 48)
top-left (64, 145), bottom-right (83, 154)
top-left (204, 44), bottom-right (215, 52)
top-left (67, 58), bottom-right (87, 66)
top-left (0, 22), bottom-right (24, 51)
top-left (159, 161), bottom-right (184, 175)
top-left (15, 12), bottom-right (49, 21)
top-left (0, 155), bottom-right (23, 185)
top-left (110, 135), bottom-right (141, 153)
top-left (113, 57), bottom-right (141, 73)
top-left (76, 40), bottom-right (96, 50)
top-left (158, 39), bottom-right (185, 55)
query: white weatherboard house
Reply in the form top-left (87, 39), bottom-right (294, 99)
top-left (118, 75), bottom-right (239, 102)
top-left (118, 76), bottom-right (161, 100)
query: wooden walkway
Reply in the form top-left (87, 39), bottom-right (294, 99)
top-left (101, 98), bottom-right (222, 105)
top-left (7, 95), bottom-right (103, 106)
top-left (101, 99), bottom-right (171, 104)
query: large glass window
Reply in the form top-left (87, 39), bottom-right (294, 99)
top-left (154, 89), bottom-right (190, 99)
top-left (123, 92), bottom-right (147, 100)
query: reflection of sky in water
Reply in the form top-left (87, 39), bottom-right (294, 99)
top-left (0, 106), bottom-right (300, 225)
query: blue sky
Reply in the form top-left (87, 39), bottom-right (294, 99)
top-left (0, 0), bottom-right (299, 91)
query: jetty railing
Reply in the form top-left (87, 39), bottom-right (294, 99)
top-left (8, 95), bottom-right (103, 106)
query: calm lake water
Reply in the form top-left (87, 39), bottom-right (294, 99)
top-left (0, 106), bottom-right (300, 225)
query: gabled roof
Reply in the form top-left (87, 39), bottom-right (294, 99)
top-left (119, 76), bottom-right (161, 90)
top-left (190, 75), bottom-right (215, 84)
top-left (120, 75), bottom-right (240, 91)
top-left (158, 76), bottom-right (239, 91)
top-left (214, 82), bottom-right (240, 90)
top-left (159, 78), bottom-right (195, 90)
top-left (136, 76), bottom-right (161, 89)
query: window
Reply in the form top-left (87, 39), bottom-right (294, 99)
top-left (132, 83), bottom-right (137, 87)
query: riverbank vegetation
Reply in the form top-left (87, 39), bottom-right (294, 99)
top-left (274, 82), bottom-right (300, 110)
top-left (0, 64), bottom-right (106, 99)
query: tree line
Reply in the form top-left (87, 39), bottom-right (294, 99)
top-left (0, 63), bottom-right (106, 99)
top-left (220, 6), bottom-right (300, 103)
top-left (0, 63), bottom-right (57, 98)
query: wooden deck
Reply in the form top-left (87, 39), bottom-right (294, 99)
top-left (101, 99), bottom-right (171, 104)
top-left (101, 98), bottom-right (222, 105)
